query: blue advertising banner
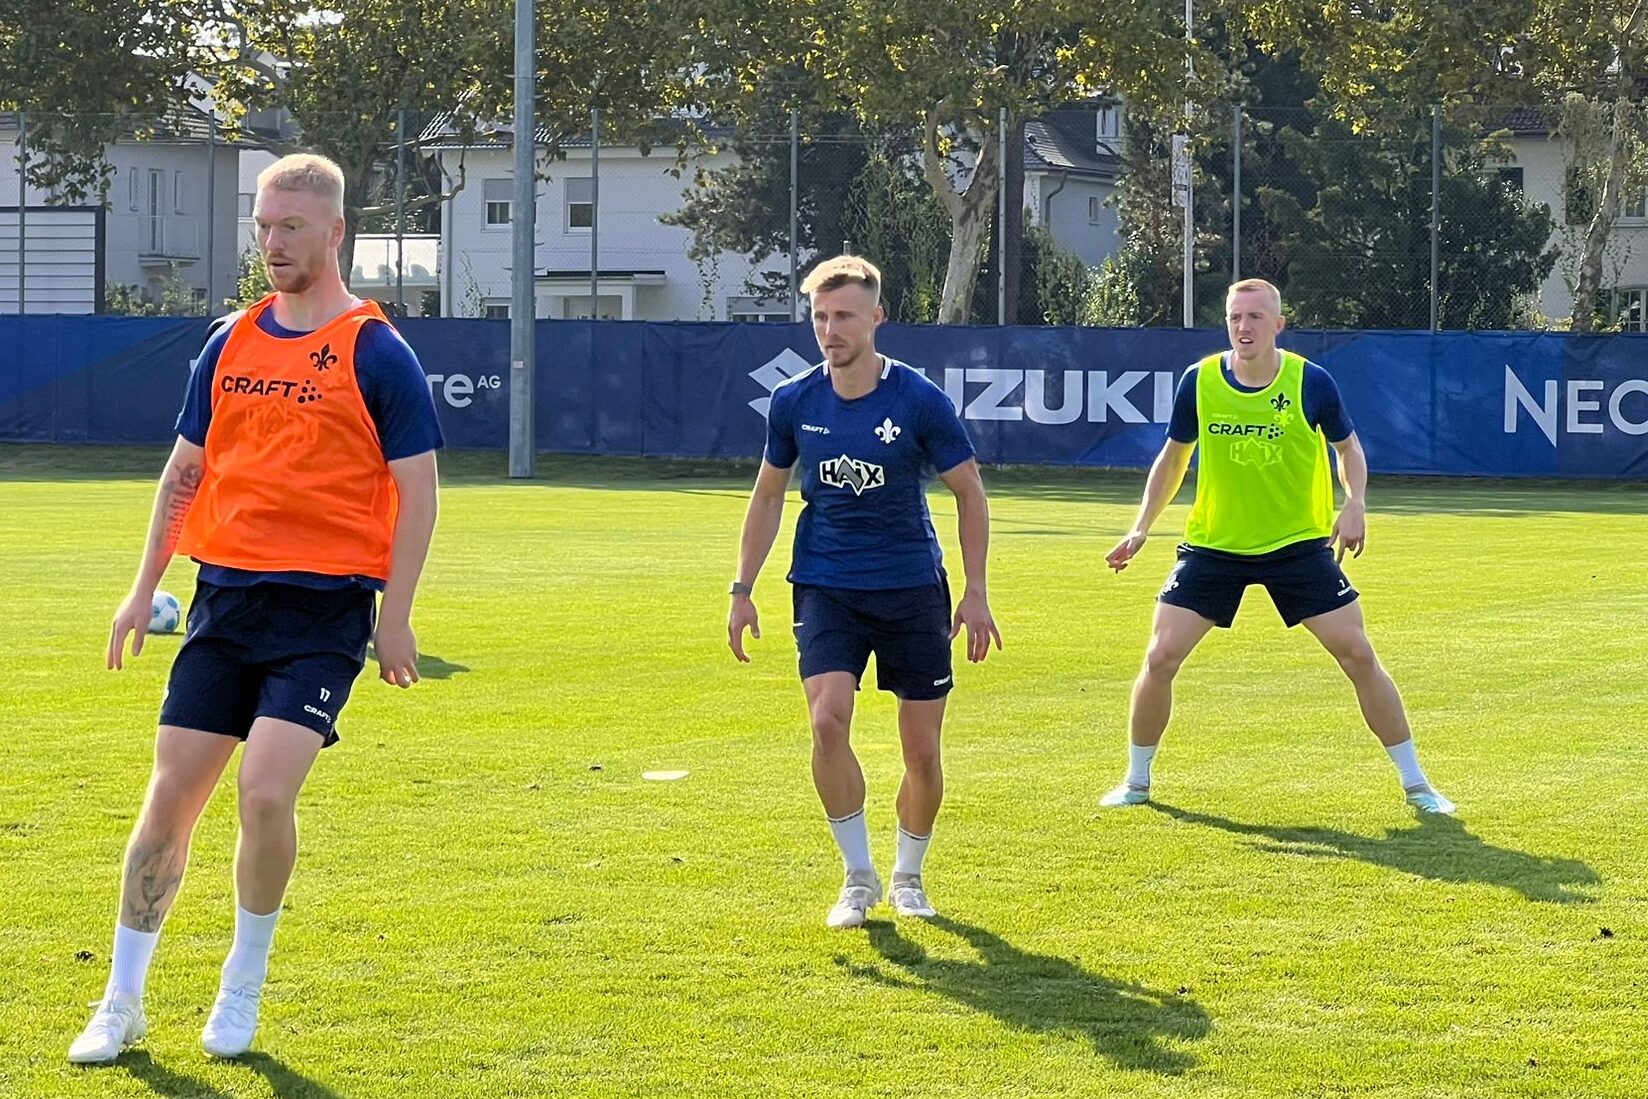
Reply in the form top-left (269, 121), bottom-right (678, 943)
top-left (1, 315), bottom-right (1644, 477)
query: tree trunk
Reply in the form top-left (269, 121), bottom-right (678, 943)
top-left (1570, 97), bottom-right (1631, 333)
top-left (923, 103), bottom-right (1000, 325)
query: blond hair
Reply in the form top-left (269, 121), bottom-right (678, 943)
top-left (256, 154), bottom-right (345, 217)
top-left (801, 255), bottom-right (882, 302)
top-left (1226, 278), bottom-right (1281, 313)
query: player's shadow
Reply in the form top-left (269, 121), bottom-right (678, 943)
top-left (364, 644), bottom-right (470, 679)
top-left (1152, 804), bottom-right (1600, 905)
top-left (116, 1048), bottom-right (343, 1098)
top-left (839, 917), bottom-right (1210, 1074)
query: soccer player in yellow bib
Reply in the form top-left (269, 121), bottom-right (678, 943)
top-left (1101, 279), bottom-right (1453, 814)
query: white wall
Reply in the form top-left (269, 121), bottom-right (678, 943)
top-left (0, 128), bottom-right (239, 311)
top-left (1507, 134), bottom-right (1648, 323)
top-left (440, 144), bottom-right (786, 320)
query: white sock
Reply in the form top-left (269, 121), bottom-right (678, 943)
top-left (220, 904), bottom-right (281, 988)
top-left (105, 923), bottom-right (161, 1001)
top-left (893, 827), bottom-right (932, 878)
top-left (826, 809), bottom-right (873, 873)
top-left (1126, 742), bottom-right (1159, 789)
top-left (1385, 739), bottom-right (1429, 791)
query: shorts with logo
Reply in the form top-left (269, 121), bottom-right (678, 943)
top-left (158, 579), bottom-right (375, 747)
top-left (1157, 538), bottom-right (1357, 629)
top-left (792, 578), bottom-right (953, 700)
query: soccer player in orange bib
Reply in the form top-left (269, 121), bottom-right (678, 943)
top-left (69, 154), bottom-right (443, 1063)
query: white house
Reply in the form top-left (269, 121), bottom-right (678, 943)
top-left (0, 108), bottom-right (242, 313)
top-left (1500, 107), bottom-right (1648, 329)
top-left (1023, 105), bottom-right (1124, 266)
top-left (428, 120), bottom-right (788, 321)
top-left (428, 109), bottom-right (1127, 323)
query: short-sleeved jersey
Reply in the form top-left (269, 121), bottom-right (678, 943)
top-left (765, 358), bottom-right (975, 591)
top-left (175, 304), bottom-right (444, 590)
top-left (1168, 353), bottom-right (1354, 444)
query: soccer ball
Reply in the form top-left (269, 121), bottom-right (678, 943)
top-left (149, 591), bottom-right (182, 634)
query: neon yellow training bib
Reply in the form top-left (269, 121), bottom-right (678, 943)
top-left (1184, 351), bottom-right (1336, 555)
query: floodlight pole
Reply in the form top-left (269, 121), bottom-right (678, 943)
top-left (508, 0), bottom-right (536, 477)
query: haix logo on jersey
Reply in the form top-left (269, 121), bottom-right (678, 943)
top-left (819, 454), bottom-right (886, 495)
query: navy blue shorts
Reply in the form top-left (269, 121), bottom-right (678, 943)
top-left (1157, 539), bottom-right (1358, 628)
top-left (158, 580), bottom-right (375, 747)
top-left (792, 579), bottom-right (953, 701)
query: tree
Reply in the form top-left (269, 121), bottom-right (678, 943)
top-left (1232, 0), bottom-right (1648, 331)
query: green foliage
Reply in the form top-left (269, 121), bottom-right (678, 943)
top-left (224, 247), bottom-right (273, 311)
top-left (102, 264), bottom-right (202, 317)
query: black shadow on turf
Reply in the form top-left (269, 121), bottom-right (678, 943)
top-left (1150, 803), bottom-right (1601, 904)
top-left (117, 1048), bottom-right (344, 1098)
top-left (840, 916), bottom-right (1210, 1074)
top-left (364, 645), bottom-right (471, 679)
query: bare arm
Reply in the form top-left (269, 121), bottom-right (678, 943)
top-left (375, 450), bottom-right (440, 687)
top-left (1328, 432), bottom-right (1368, 562)
top-left (1106, 439), bottom-right (1195, 572)
top-left (937, 459), bottom-right (1002, 661)
top-left (727, 459), bottom-right (792, 662)
top-left (108, 437), bottom-right (206, 670)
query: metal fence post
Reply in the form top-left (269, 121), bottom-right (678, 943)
top-left (395, 107), bottom-right (406, 312)
top-left (590, 106), bottom-right (600, 317)
top-left (17, 109), bottom-right (26, 314)
top-left (997, 106), bottom-right (1006, 326)
top-left (789, 107), bottom-right (799, 321)
top-left (1231, 104), bottom-right (1241, 282)
top-left (1430, 104), bottom-right (1440, 333)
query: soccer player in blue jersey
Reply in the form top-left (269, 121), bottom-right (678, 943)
top-left (1100, 278), bottom-right (1452, 815)
top-left (728, 255), bottom-right (1002, 929)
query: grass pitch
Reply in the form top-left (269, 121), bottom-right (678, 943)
top-left (1, 445), bottom-right (1645, 1098)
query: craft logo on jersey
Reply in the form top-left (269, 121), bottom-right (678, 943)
top-left (819, 454), bottom-right (886, 496)
top-left (874, 417), bottom-right (901, 444)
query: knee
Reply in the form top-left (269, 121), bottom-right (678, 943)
top-left (810, 707), bottom-right (853, 753)
top-left (901, 736), bottom-right (942, 776)
top-left (1331, 638), bottom-right (1380, 680)
top-left (136, 779), bottom-right (207, 841)
top-left (1142, 642), bottom-right (1189, 682)
top-left (237, 781), bottom-right (296, 832)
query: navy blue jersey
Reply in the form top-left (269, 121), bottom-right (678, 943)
top-left (1168, 354), bottom-right (1354, 444)
top-left (765, 358), bottom-right (975, 591)
top-left (175, 307), bottom-right (444, 591)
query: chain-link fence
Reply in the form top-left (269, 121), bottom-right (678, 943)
top-left (3, 104), bottom-right (1644, 330)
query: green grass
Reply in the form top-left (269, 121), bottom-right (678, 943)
top-left (2, 444), bottom-right (1645, 1098)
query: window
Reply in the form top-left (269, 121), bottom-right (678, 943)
top-left (1095, 104), bottom-right (1122, 148)
top-left (727, 296), bottom-right (792, 322)
top-left (128, 168), bottom-right (139, 211)
top-left (174, 171), bottom-right (186, 213)
top-left (566, 178), bottom-right (593, 231)
top-left (237, 192), bottom-right (254, 217)
top-left (482, 301), bottom-right (510, 319)
top-left (483, 178), bottom-right (512, 227)
top-left (1088, 196), bottom-right (1104, 225)
top-left (1614, 288), bottom-right (1648, 332)
top-left (1622, 185), bottom-right (1648, 222)
top-left (1494, 167), bottom-right (1524, 194)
